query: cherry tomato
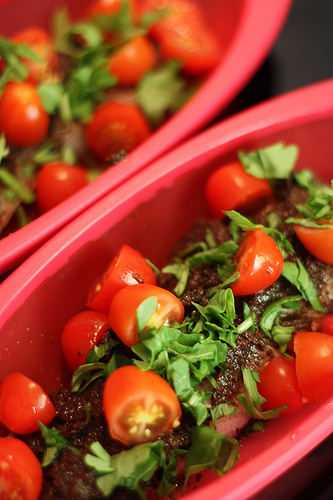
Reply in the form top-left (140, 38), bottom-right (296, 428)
top-left (84, 0), bottom-right (139, 19)
top-left (0, 372), bottom-right (55, 434)
top-left (87, 244), bottom-right (157, 313)
top-left (103, 365), bottom-right (181, 445)
top-left (36, 162), bottom-right (88, 212)
top-left (0, 82), bottom-right (49, 147)
top-left (0, 437), bottom-right (42, 500)
top-left (294, 225), bottom-right (333, 265)
top-left (318, 313), bottom-right (333, 336)
top-left (109, 284), bottom-right (184, 346)
top-left (85, 101), bottom-right (150, 161)
top-left (108, 36), bottom-right (156, 86)
top-left (13, 27), bottom-right (58, 83)
top-left (231, 229), bottom-right (284, 296)
top-left (205, 162), bottom-right (273, 218)
top-left (258, 356), bottom-right (303, 415)
top-left (144, 0), bottom-right (220, 74)
top-left (61, 310), bottom-right (109, 371)
top-left (294, 331), bottom-right (333, 402)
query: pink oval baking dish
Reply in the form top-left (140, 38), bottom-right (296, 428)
top-left (1, 78), bottom-right (333, 498)
top-left (0, 0), bottom-right (291, 273)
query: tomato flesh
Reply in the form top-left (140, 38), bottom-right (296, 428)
top-left (84, 0), bottom-right (139, 19)
top-left (0, 372), bottom-right (55, 434)
top-left (318, 313), bottom-right (333, 336)
top-left (294, 225), bottom-right (333, 265)
top-left (103, 365), bottom-right (181, 445)
top-left (87, 244), bottom-right (157, 313)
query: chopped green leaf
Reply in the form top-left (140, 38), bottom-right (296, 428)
top-left (0, 168), bottom-right (35, 203)
top-left (136, 296), bottom-right (158, 332)
top-left (0, 135), bottom-right (9, 164)
top-left (39, 423), bottom-right (69, 467)
top-left (69, 22), bottom-right (103, 49)
top-left (282, 259), bottom-right (324, 312)
top-left (140, 6), bottom-right (169, 30)
top-left (0, 37), bottom-right (41, 91)
top-left (286, 218), bottom-right (333, 229)
top-left (33, 142), bottom-right (59, 164)
top-left (242, 368), bottom-right (266, 408)
top-left (210, 403), bottom-right (237, 422)
top-left (52, 7), bottom-right (73, 56)
top-left (38, 82), bottom-right (64, 114)
top-left (162, 261), bottom-right (190, 296)
top-left (291, 169), bottom-right (333, 223)
top-left (239, 142), bottom-right (299, 180)
top-left (238, 393), bottom-right (284, 420)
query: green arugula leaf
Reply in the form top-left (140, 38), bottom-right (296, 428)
top-left (239, 142), bottom-right (299, 179)
top-left (162, 260), bottom-right (190, 296)
top-left (0, 37), bottom-right (41, 91)
top-left (136, 296), bottom-right (158, 332)
top-left (0, 135), bottom-right (9, 164)
top-left (291, 169), bottom-right (333, 223)
top-left (39, 423), bottom-right (70, 467)
top-left (242, 368), bottom-right (266, 408)
top-left (282, 259), bottom-right (324, 312)
top-left (294, 169), bottom-right (314, 189)
top-left (38, 82), bottom-right (64, 114)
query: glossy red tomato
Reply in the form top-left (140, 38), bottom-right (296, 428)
top-left (109, 284), bottom-right (184, 346)
top-left (294, 331), bottom-right (333, 402)
top-left (258, 356), bottom-right (303, 415)
top-left (13, 27), bottom-right (58, 83)
top-left (294, 225), bottom-right (333, 265)
top-left (36, 162), bottom-right (88, 212)
top-left (85, 101), bottom-right (150, 161)
top-left (318, 313), bottom-right (333, 336)
top-left (108, 36), bottom-right (156, 86)
top-left (0, 372), bottom-right (55, 434)
top-left (61, 310), bottom-right (109, 371)
top-left (0, 82), bottom-right (49, 147)
top-left (103, 365), bottom-right (181, 445)
top-left (0, 437), bottom-right (42, 500)
top-left (205, 162), bottom-right (273, 218)
top-left (87, 244), bottom-right (157, 313)
top-left (144, 0), bottom-right (220, 74)
top-left (84, 0), bottom-right (139, 19)
top-left (231, 229), bottom-right (284, 296)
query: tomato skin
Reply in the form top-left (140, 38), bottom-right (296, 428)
top-left (258, 356), bottom-right (303, 415)
top-left (205, 162), bottom-right (273, 218)
top-left (84, 0), bottom-right (139, 19)
top-left (294, 225), bottom-right (333, 265)
top-left (231, 229), bottom-right (284, 296)
top-left (0, 82), bottom-right (49, 147)
top-left (109, 284), bottom-right (184, 346)
top-left (108, 36), bottom-right (156, 86)
top-left (103, 365), bottom-right (181, 445)
top-left (61, 310), bottom-right (109, 371)
top-left (87, 244), bottom-right (157, 313)
top-left (0, 437), bottom-right (42, 500)
top-left (294, 331), bottom-right (333, 402)
top-left (0, 372), bottom-right (55, 434)
top-left (85, 101), bottom-right (150, 161)
top-left (36, 162), bottom-right (88, 212)
top-left (13, 27), bottom-right (58, 83)
top-left (318, 314), bottom-right (333, 336)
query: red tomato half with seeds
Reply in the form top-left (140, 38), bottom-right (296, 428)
top-left (0, 82), bottom-right (49, 147)
top-left (205, 162), bottom-right (273, 218)
top-left (103, 365), bottom-right (181, 445)
top-left (0, 372), bottom-right (55, 434)
top-left (87, 244), bottom-right (157, 313)
top-left (85, 101), bottom-right (150, 162)
top-left (294, 225), bottom-right (333, 265)
top-left (61, 310), bottom-right (109, 371)
top-left (0, 437), bottom-right (42, 500)
top-left (231, 229), bottom-right (284, 296)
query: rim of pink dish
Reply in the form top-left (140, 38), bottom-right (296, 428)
top-left (1, 78), bottom-right (333, 499)
top-left (0, 0), bottom-right (291, 273)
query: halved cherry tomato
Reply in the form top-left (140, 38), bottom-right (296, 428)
top-left (0, 372), bottom-right (55, 434)
top-left (231, 229), bottom-right (284, 296)
top-left (109, 284), bottom-right (184, 346)
top-left (108, 36), bottom-right (156, 86)
top-left (205, 162), bottom-right (273, 218)
top-left (0, 82), bottom-right (49, 147)
top-left (36, 162), bottom-right (88, 212)
top-left (84, 0), bottom-right (139, 19)
top-left (294, 331), bottom-right (333, 402)
top-left (61, 310), bottom-right (109, 371)
top-left (0, 437), bottom-right (42, 500)
top-left (318, 313), bottom-right (333, 336)
top-left (13, 27), bottom-right (58, 83)
top-left (258, 356), bottom-right (303, 415)
top-left (144, 0), bottom-right (220, 74)
top-left (85, 101), bottom-right (150, 161)
top-left (294, 224), bottom-right (333, 265)
top-left (103, 365), bottom-right (181, 445)
top-left (87, 244), bottom-right (157, 313)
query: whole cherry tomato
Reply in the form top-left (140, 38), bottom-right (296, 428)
top-left (205, 162), bottom-right (273, 218)
top-left (103, 365), bottom-right (181, 445)
top-left (13, 27), bottom-right (58, 83)
top-left (87, 244), bottom-right (156, 313)
top-left (109, 284), bottom-right (184, 346)
top-left (0, 437), bottom-right (42, 500)
top-left (108, 36), bottom-right (156, 86)
top-left (294, 225), bottom-right (333, 265)
top-left (36, 162), bottom-right (88, 212)
top-left (85, 101), bottom-right (150, 161)
top-left (0, 82), bottom-right (49, 147)
top-left (318, 313), bottom-right (333, 336)
top-left (0, 372), bottom-right (55, 434)
top-left (294, 331), bottom-right (333, 402)
top-left (231, 229), bottom-right (284, 296)
top-left (84, 0), bottom-right (139, 19)
top-left (258, 356), bottom-right (303, 416)
top-left (61, 310), bottom-right (109, 371)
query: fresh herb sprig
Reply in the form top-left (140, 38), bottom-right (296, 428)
top-left (0, 37), bottom-right (41, 92)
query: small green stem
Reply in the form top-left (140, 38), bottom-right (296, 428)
top-left (0, 168), bottom-right (35, 203)
top-left (15, 205), bottom-right (29, 228)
